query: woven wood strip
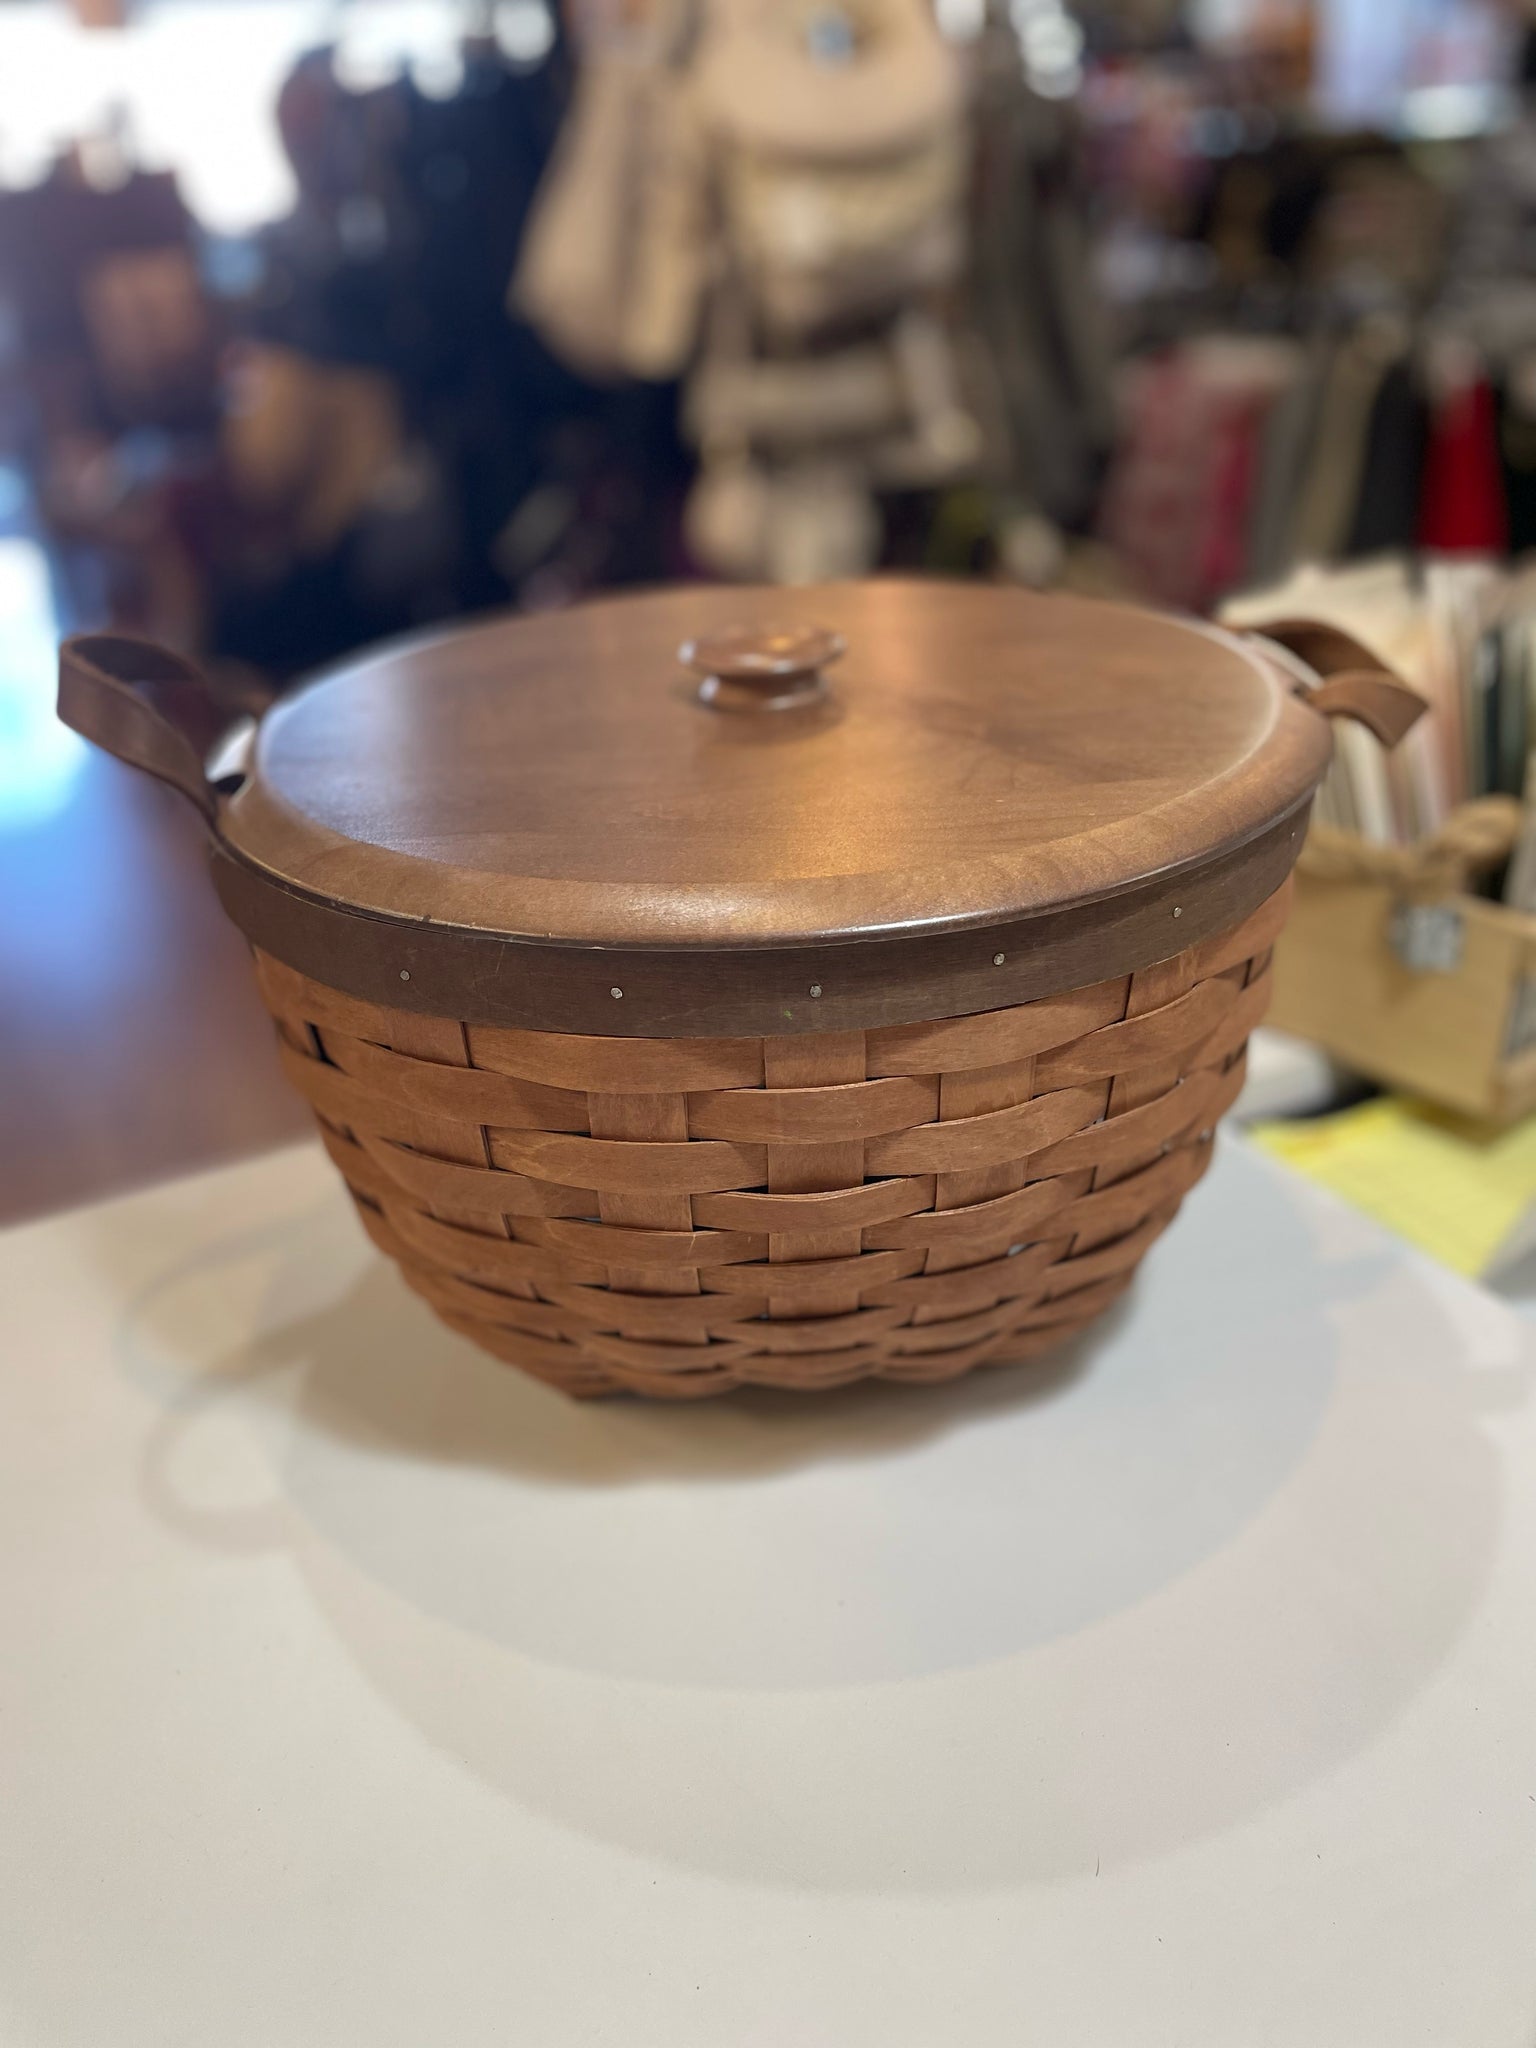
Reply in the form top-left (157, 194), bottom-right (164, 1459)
top-left (348, 1131), bottom-right (597, 1218)
top-left (692, 1178), bottom-right (932, 1231)
top-left (863, 980), bottom-right (1130, 1076)
top-left (484, 1127), bottom-right (766, 1193)
top-left (256, 878), bottom-right (1290, 1397)
top-left (1031, 973), bottom-right (1238, 1090)
top-left (864, 1083), bottom-right (1109, 1176)
top-left (686, 1075), bottom-right (939, 1143)
top-left (866, 1177), bottom-right (1073, 1253)
top-left (466, 1026), bottom-right (766, 1093)
top-left (524, 1216), bottom-right (768, 1266)
top-left (1074, 943), bottom-right (1201, 1257)
top-left (543, 1285), bottom-right (747, 1338)
top-left (318, 1029), bottom-right (591, 1132)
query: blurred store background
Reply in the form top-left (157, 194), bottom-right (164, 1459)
top-left (7, 0), bottom-right (1536, 1279)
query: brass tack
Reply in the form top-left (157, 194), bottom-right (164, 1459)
top-left (399, 969), bottom-right (411, 981)
top-left (809, 983), bottom-right (823, 998)
top-left (1172, 906), bottom-right (1182, 918)
top-left (610, 986), bottom-right (624, 999)
top-left (993, 952), bottom-right (1006, 966)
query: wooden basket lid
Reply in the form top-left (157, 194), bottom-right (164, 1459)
top-left (209, 579), bottom-right (1332, 1034)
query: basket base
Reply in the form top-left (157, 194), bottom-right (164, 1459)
top-left (354, 1194), bottom-right (1144, 1398)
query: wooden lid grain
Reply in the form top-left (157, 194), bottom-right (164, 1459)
top-left (225, 581), bottom-right (1328, 942)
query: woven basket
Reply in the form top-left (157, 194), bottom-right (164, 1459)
top-left (253, 881), bottom-right (1286, 1398)
top-left (61, 588), bottom-right (1424, 1401)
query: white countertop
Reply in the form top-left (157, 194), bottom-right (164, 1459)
top-left (2, 1136), bottom-right (1534, 2047)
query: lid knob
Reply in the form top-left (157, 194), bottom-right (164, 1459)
top-left (680, 624), bottom-right (845, 712)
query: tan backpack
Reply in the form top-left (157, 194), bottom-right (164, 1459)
top-left (515, 0), bottom-right (976, 580)
top-left (516, 0), bottom-right (966, 376)
top-left (691, 0), bottom-right (966, 343)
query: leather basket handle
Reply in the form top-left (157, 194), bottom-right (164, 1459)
top-left (1245, 617), bottom-right (1428, 748)
top-left (58, 633), bottom-right (222, 828)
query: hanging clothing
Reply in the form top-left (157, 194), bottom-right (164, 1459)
top-left (1418, 377), bottom-right (1509, 555)
top-left (1286, 317), bottom-right (1405, 567)
top-left (964, 15), bottom-right (1115, 529)
top-left (1439, 106), bottom-right (1536, 354)
top-left (1097, 337), bottom-right (1298, 612)
top-left (1345, 356), bottom-right (1429, 558)
top-left (1245, 335), bottom-right (1330, 590)
top-left (512, 34), bottom-right (703, 385)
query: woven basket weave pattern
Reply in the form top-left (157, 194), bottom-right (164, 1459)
top-left (255, 882), bottom-right (1288, 1397)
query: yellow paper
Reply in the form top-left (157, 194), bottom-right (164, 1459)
top-left (1250, 1096), bottom-right (1536, 1277)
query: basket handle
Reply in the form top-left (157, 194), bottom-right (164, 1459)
top-left (1244, 617), bottom-right (1427, 748)
top-left (58, 633), bottom-right (223, 829)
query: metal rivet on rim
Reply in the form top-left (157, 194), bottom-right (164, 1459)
top-left (610, 986), bottom-right (623, 999)
top-left (1172, 906), bottom-right (1182, 918)
top-left (993, 952), bottom-right (1006, 966)
top-left (399, 969), bottom-right (411, 981)
top-left (809, 983), bottom-right (822, 998)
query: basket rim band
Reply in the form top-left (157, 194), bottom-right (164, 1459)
top-left (211, 800), bottom-right (1307, 1038)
